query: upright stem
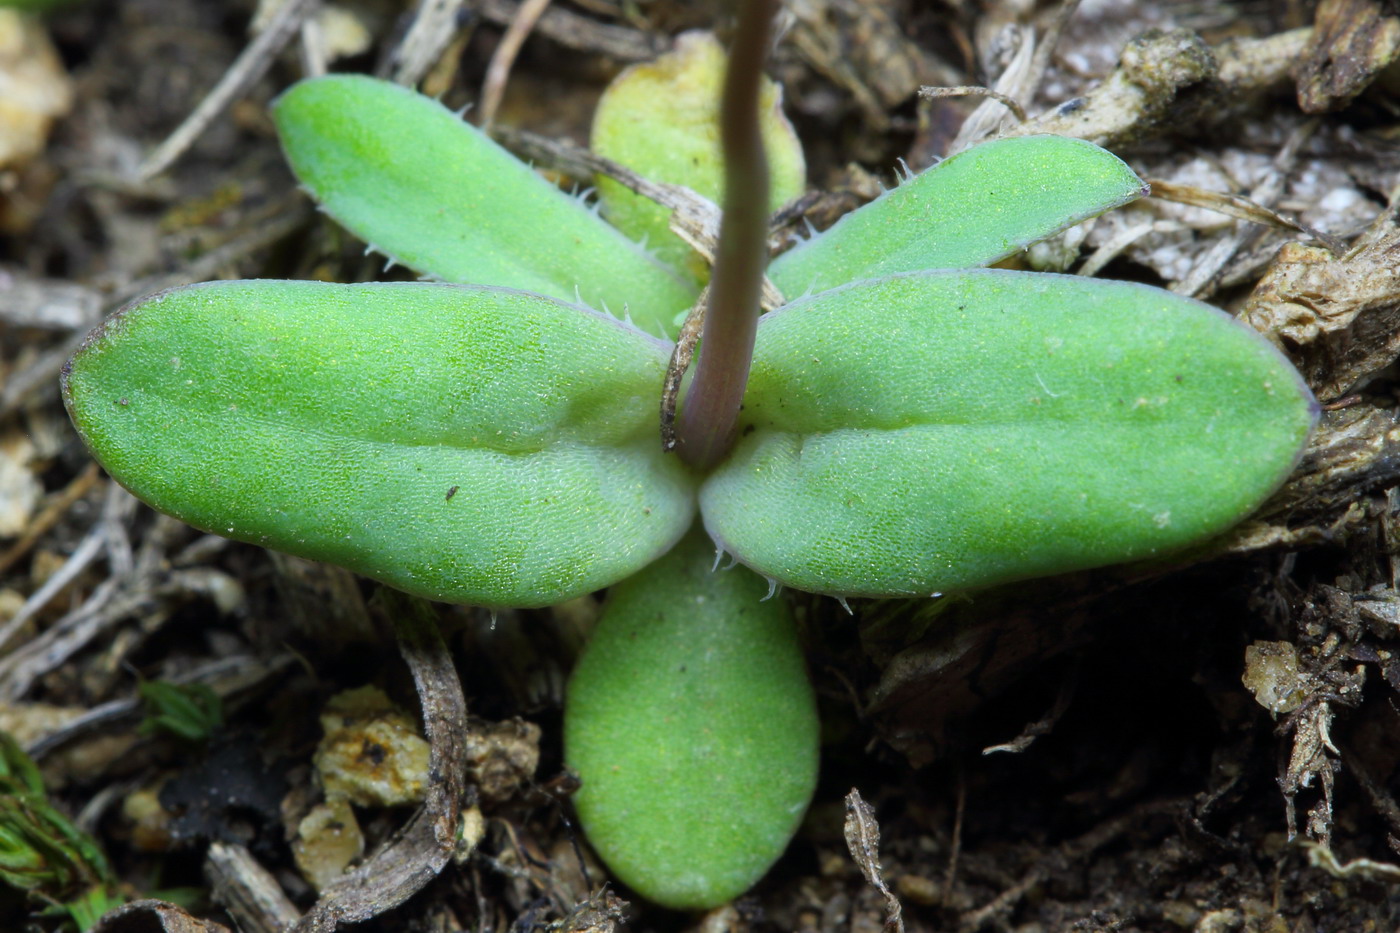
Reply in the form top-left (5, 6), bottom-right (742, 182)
top-left (673, 0), bottom-right (776, 470)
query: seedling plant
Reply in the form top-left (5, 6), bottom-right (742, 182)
top-left (62, 3), bottom-right (1317, 913)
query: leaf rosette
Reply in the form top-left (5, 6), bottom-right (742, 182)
top-left (64, 74), bottom-right (1318, 610)
top-left (58, 70), bottom-right (1325, 913)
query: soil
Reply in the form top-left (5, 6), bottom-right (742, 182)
top-left (3, 1), bottom-right (1400, 931)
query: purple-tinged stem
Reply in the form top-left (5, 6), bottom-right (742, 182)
top-left (673, 0), bottom-right (777, 470)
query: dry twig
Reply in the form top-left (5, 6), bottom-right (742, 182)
top-left (25, 654), bottom-right (297, 761)
top-left (473, 0), bottom-right (663, 62)
top-left (490, 125), bottom-right (785, 308)
top-left (137, 0), bottom-right (320, 180)
top-left (0, 482), bottom-right (132, 658)
top-left (917, 86), bottom-right (1026, 123)
top-left (479, 0), bottom-right (554, 128)
top-left (383, 0), bottom-right (470, 85)
top-left (980, 669), bottom-right (1077, 756)
top-left (205, 843), bottom-right (300, 933)
top-left (0, 462), bottom-right (100, 576)
top-left (1169, 120), bottom-right (1319, 299)
top-left (0, 511), bottom-right (236, 701)
top-left (291, 593), bottom-right (468, 932)
top-left (2, 201), bottom-right (310, 417)
top-left (93, 900), bottom-right (231, 933)
top-left (659, 285), bottom-right (709, 451)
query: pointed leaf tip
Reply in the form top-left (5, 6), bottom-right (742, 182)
top-left (769, 135), bottom-right (1146, 295)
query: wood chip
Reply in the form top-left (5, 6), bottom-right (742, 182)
top-left (1296, 0), bottom-right (1400, 113)
top-left (0, 10), bottom-right (73, 171)
top-left (1240, 216), bottom-right (1400, 401)
top-left (1001, 28), bottom-right (1312, 149)
top-left (205, 842), bottom-right (301, 933)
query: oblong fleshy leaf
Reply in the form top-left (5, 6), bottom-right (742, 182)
top-left (63, 280), bottom-right (697, 608)
top-left (273, 75), bottom-right (697, 337)
top-left (700, 270), bottom-right (1318, 598)
top-left (768, 135), bottom-right (1147, 297)
top-left (565, 526), bottom-right (819, 909)
top-left (591, 30), bottom-right (806, 284)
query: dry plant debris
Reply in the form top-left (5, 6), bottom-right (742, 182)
top-left (1297, 0), bottom-right (1400, 113)
top-left (0, 9), bottom-right (72, 172)
top-left (1241, 219), bottom-right (1400, 402)
top-left (4, 0), bottom-right (1400, 930)
top-left (843, 789), bottom-right (904, 933)
top-left (90, 899), bottom-right (231, 933)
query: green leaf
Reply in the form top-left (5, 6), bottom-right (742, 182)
top-left (273, 75), bottom-right (697, 337)
top-left (138, 681), bottom-right (223, 743)
top-left (0, 0), bottom-right (82, 10)
top-left (768, 135), bottom-right (1147, 297)
top-left (0, 733), bottom-right (45, 797)
top-left (591, 30), bottom-right (806, 284)
top-left (0, 784), bottom-right (114, 899)
top-left (565, 527), bottom-right (818, 909)
top-left (63, 280), bottom-right (697, 609)
top-left (55, 885), bottom-right (125, 932)
top-left (0, 736), bottom-right (97, 899)
top-left (701, 270), bottom-right (1318, 598)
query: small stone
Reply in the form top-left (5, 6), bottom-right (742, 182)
top-left (314, 685), bottom-right (429, 807)
top-left (0, 11), bottom-right (72, 171)
top-left (292, 798), bottom-right (364, 891)
top-left (1242, 641), bottom-right (1308, 714)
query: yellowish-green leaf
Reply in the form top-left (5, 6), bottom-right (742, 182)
top-left (591, 31), bottom-right (805, 285)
